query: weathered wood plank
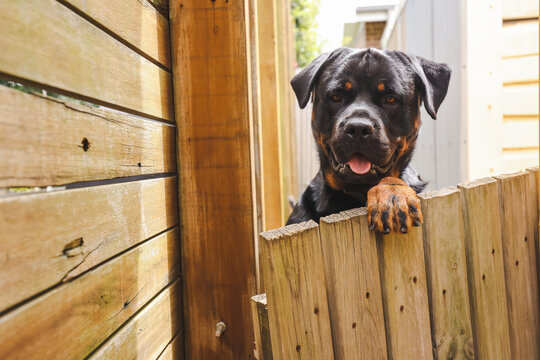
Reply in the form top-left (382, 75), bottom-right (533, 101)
top-left (170, 0), bottom-right (257, 358)
top-left (157, 330), bottom-right (185, 360)
top-left (377, 227), bottom-right (433, 360)
top-left (261, 221), bottom-right (334, 360)
top-left (526, 167), bottom-right (540, 287)
top-left (458, 178), bottom-right (511, 360)
top-left (503, 20), bottom-right (539, 58)
top-left (494, 172), bottom-right (540, 359)
top-left (0, 228), bottom-right (180, 360)
top-left (419, 188), bottom-right (475, 359)
top-left (0, 86), bottom-right (175, 188)
top-left (255, 0), bottom-right (284, 230)
top-left (62, 0), bottom-right (171, 68)
top-left (251, 294), bottom-right (272, 360)
top-left (319, 209), bottom-right (387, 360)
top-left (503, 0), bottom-right (539, 20)
top-left (90, 278), bottom-right (183, 360)
top-left (0, 176), bottom-right (178, 312)
top-left (147, 0), bottom-right (169, 16)
top-left (0, 0), bottom-right (173, 121)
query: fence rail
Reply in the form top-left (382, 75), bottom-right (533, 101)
top-left (253, 167), bottom-right (539, 360)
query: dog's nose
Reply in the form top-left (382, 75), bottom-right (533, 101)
top-left (343, 118), bottom-right (374, 138)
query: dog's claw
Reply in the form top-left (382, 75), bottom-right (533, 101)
top-left (367, 177), bottom-right (423, 234)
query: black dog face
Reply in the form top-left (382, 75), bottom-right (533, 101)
top-left (292, 48), bottom-right (451, 194)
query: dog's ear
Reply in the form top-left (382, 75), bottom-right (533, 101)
top-left (411, 56), bottom-right (451, 119)
top-left (291, 48), bottom-right (350, 109)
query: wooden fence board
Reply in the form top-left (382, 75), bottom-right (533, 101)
top-left (319, 209), bottom-right (387, 360)
top-left (419, 188), bottom-right (475, 359)
top-left (526, 167), bottom-right (540, 285)
top-left (90, 278), bottom-right (182, 360)
top-left (157, 330), bottom-right (185, 360)
top-left (251, 294), bottom-right (272, 360)
top-left (62, 0), bottom-right (171, 68)
top-left (261, 221), bottom-right (334, 360)
top-left (0, 176), bottom-right (178, 312)
top-left (0, 0), bottom-right (173, 121)
top-left (494, 172), bottom-right (540, 359)
top-left (458, 178), bottom-right (511, 360)
top-left (0, 86), bottom-right (175, 188)
top-left (503, 55), bottom-right (539, 84)
top-left (377, 227), bottom-right (433, 360)
top-left (0, 228), bottom-right (180, 360)
top-left (169, 0), bottom-right (257, 357)
top-left (502, 20), bottom-right (539, 58)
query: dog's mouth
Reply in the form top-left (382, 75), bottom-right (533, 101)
top-left (330, 150), bottom-right (395, 178)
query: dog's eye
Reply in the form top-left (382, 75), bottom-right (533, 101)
top-left (331, 95), bottom-right (342, 102)
top-left (385, 96), bottom-right (397, 104)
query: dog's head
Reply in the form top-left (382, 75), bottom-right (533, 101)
top-left (292, 48), bottom-right (451, 193)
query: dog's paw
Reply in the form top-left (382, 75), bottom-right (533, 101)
top-left (367, 177), bottom-right (423, 234)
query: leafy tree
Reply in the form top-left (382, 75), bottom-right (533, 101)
top-left (291, 0), bottom-right (322, 67)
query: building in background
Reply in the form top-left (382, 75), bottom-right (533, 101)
top-left (296, 0), bottom-right (538, 193)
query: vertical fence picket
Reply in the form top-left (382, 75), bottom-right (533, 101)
top-left (319, 209), bottom-right (387, 360)
top-left (458, 178), bottom-right (511, 359)
top-left (494, 172), bottom-right (540, 359)
top-left (419, 188), bottom-right (475, 359)
top-left (526, 167), bottom-right (540, 288)
top-left (260, 221), bottom-right (334, 359)
top-left (377, 226), bottom-right (433, 359)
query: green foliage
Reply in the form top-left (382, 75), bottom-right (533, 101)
top-left (291, 0), bottom-right (322, 68)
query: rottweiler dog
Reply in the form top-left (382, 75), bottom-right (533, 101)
top-left (286, 48), bottom-right (451, 233)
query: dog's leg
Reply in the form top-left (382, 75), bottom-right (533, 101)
top-left (367, 177), bottom-right (423, 234)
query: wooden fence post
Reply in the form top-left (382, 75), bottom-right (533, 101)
top-left (419, 188), bottom-right (474, 359)
top-left (260, 221), bottom-right (334, 359)
top-left (377, 227), bottom-right (433, 359)
top-left (494, 171), bottom-right (540, 359)
top-left (169, 1), bottom-right (257, 357)
top-left (458, 178), bottom-right (511, 359)
top-left (319, 209), bottom-right (387, 359)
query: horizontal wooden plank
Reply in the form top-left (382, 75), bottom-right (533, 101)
top-left (0, 86), bottom-right (175, 188)
top-left (90, 278), bottom-right (182, 360)
top-left (503, 55), bottom-right (539, 84)
top-left (503, 0), bottom-right (539, 20)
top-left (157, 330), bottom-right (185, 360)
top-left (0, 228), bottom-right (180, 360)
top-left (503, 118), bottom-right (539, 149)
top-left (503, 20), bottom-right (539, 58)
top-left (501, 150), bottom-right (539, 174)
top-left (503, 84), bottom-right (539, 115)
top-left (63, 0), bottom-right (171, 68)
top-left (0, 0), bottom-right (173, 121)
top-left (0, 176), bottom-right (178, 312)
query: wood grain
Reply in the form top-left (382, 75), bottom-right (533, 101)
top-left (147, 0), bottom-right (169, 16)
top-left (494, 172), bottom-right (540, 359)
top-left (0, 0), bottom-right (173, 121)
top-left (251, 294), bottom-right (272, 360)
top-left (319, 209), bottom-right (387, 360)
top-left (62, 0), bottom-right (171, 68)
top-left (377, 227), bottom-right (433, 360)
top-left (261, 221), bottom-right (334, 360)
top-left (169, 1), bottom-right (257, 358)
top-left (90, 278), bottom-right (183, 360)
top-left (0, 176), bottom-right (178, 312)
top-left (157, 330), bottom-right (185, 360)
top-left (0, 86), bottom-right (175, 188)
top-left (419, 188), bottom-right (474, 359)
top-left (458, 178), bottom-right (511, 360)
top-left (526, 167), bottom-right (540, 289)
top-left (255, 0), bottom-right (284, 230)
top-left (0, 228), bottom-right (180, 360)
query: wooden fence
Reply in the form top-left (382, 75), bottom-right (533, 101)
top-left (0, 0), bottom-right (182, 358)
top-left (253, 167), bottom-right (540, 360)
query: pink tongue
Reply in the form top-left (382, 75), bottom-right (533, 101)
top-left (347, 154), bottom-right (371, 174)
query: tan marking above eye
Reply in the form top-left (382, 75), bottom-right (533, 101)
top-left (377, 83), bottom-right (385, 91)
top-left (385, 95), bottom-right (396, 104)
top-left (345, 81), bottom-right (352, 90)
top-left (332, 95), bottom-right (342, 101)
